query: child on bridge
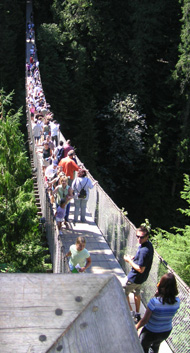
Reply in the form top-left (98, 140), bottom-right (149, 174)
top-left (65, 236), bottom-right (91, 273)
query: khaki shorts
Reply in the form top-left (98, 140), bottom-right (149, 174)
top-left (125, 280), bottom-right (142, 296)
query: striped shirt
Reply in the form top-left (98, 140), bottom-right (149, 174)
top-left (146, 296), bottom-right (180, 333)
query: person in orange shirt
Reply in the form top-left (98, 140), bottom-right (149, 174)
top-left (58, 150), bottom-right (79, 185)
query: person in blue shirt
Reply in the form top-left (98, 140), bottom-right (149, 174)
top-left (124, 226), bottom-right (154, 323)
top-left (136, 273), bottom-right (180, 353)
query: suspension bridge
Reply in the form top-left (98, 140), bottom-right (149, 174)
top-left (0, 1), bottom-right (189, 352)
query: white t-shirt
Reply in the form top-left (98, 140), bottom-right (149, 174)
top-left (50, 122), bottom-right (59, 136)
top-left (72, 177), bottom-right (93, 200)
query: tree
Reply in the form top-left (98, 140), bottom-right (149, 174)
top-left (0, 0), bottom-right (25, 108)
top-left (33, 0), bottom-right (189, 231)
top-left (96, 93), bottom-right (146, 195)
top-left (0, 91), bottom-right (48, 273)
top-left (152, 174), bottom-right (190, 286)
top-left (127, 0), bottom-right (181, 117)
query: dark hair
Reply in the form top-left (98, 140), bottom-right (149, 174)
top-left (156, 273), bottom-right (178, 304)
top-left (60, 141), bottom-right (63, 146)
top-left (77, 169), bottom-right (87, 178)
top-left (60, 198), bottom-right (66, 206)
top-left (137, 225), bottom-right (149, 237)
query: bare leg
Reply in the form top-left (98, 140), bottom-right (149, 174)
top-left (57, 221), bottom-right (61, 231)
top-left (134, 294), bottom-right (141, 313)
top-left (126, 295), bottom-right (133, 311)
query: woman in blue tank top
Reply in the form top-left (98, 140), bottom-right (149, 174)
top-left (136, 273), bottom-right (180, 353)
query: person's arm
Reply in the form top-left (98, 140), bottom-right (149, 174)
top-left (48, 176), bottom-right (58, 187)
top-left (65, 187), bottom-right (74, 204)
top-left (52, 185), bottom-right (59, 195)
top-left (123, 254), bottom-right (145, 273)
top-left (79, 256), bottom-right (92, 272)
top-left (72, 160), bottom-right (79, 171)
top-left (65, 250), bottom-right (71, 257)
top-left (68, 187), bottom-right (74, 198)
top-left (135, 307), bottom-right (152, 331)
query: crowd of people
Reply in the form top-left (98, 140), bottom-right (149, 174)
top-left (26, 27), bottom-right (97, 235)
top-left (26, 19), bottom-right (180, 353)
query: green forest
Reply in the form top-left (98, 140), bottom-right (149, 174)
top-left (0, 0), bottom-right (190, 285)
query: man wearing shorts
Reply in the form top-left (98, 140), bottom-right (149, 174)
top-left (124, 226), bottom-right (154, 323)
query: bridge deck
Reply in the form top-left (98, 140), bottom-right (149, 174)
top-left (61, 201), bottom-right (126, 283)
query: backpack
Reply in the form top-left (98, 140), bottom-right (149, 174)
top-left (77, 180), bottom-right (88, 199)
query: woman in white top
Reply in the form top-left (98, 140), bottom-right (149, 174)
top-left (72, 169), bottom-right (97, 223)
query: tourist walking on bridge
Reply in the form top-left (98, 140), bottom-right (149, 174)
top-left (72, 169), bottom-right (98, 224)
top-left (136, 273), bottom-right (180, 353)
top-left (37, 141), bottom-right (52, 174)
top-left (53, 175), bottom-right (73, 224)
top-left (50, 120), bottom-right (59, 147)
top-left (55, 198), bottom-right (66, 235)
top-left (65, 236), bottom-right (92, 273)
top-left (63, 139), bottom-right (74, 157)
top-left (124, 226), bottom-right (154, 324)
top-left (58, 150), bottom-right (79, 186)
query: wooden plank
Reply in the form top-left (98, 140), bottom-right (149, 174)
top-left (0, 273), bottom-right (143, 353)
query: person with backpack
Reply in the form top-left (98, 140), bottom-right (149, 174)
top-left (54, 141), bottom-right (64, 163)
top-left (72, 169), bottom-right (98, 224)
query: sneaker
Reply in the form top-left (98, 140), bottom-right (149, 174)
top-left (134, 313), bottom-right (141, 324)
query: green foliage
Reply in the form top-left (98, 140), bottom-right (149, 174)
top-left (96, 93), bottom-right (146, 193)
top-left (140, 219), bottom-right (151, 234)
top-left (127, 0), bottom-right (181, 114)
top-left (0, 0), bottom-right (25, 108)
top-left (152, 228), bottom-right (190, 286)
top-left (34, 0), bottom-right (190, 234)
top-left (152, 174), bottom-right (190, 286)
top-left (147, 133), bottom-right (164, 169)
top-left (178, 174), bottom-right (190, 216)
top-left (0, 91), bottom-right (49, 273)
top-left (174, 0), bottom-right (190, 94)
